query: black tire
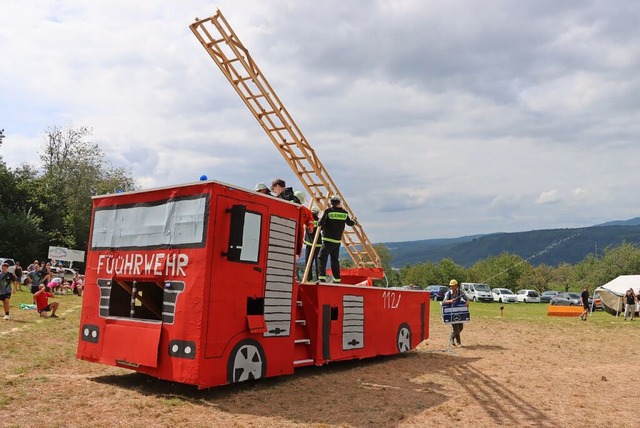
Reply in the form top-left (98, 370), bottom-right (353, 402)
top-left (227, 339), bottom-right (266, 384)
top-left (397, 323), bottom-right (412, 353)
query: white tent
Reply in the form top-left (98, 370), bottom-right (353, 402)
top-left (595, 275), bottom-right (640, 316)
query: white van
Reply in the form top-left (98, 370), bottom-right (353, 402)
top-left (461, 282), bottom-right (493, 302)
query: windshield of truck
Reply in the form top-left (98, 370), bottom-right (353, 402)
top-left (91, 195), bottom-right (208, 249)
top-left (475, 284), bottom-right (491, 292)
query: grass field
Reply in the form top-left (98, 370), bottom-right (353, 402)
top-left (1, 289), bottom-right (638, 427)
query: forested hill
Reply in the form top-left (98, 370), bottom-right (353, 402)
top-left (383, 222), bottom-right (640, 268)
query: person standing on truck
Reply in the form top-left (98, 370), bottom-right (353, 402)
top-left (0, 262), bottom-right (16, 320)
top-left (255, 182), bottom-right (272, 195)
top-left (271, 178), bottom-right (301, 203)
top-left (304, 207), bottom-right (322, 281)
top-left (317, 195), bottom-right (356, 284)
top-left (443, 279), bottom-right (468, 347)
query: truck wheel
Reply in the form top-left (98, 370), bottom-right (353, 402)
top-left (397, 323), bottom-right (412, 353)
top-left (227, 339), bottom-right (266, 384)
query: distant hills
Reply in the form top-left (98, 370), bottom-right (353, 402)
top-left (382, 218), bottom-right (640, 268)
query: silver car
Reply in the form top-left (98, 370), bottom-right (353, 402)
top-left (516, 289), bottom-right (541, 303)
top-left (550, 292), bottom-right (582, 306)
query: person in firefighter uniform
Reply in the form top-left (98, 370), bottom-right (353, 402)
top-left (317, 195), bottom-right (356, 283)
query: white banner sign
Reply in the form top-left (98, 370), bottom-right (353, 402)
top-left (48, 246), bottom-right (86, 263)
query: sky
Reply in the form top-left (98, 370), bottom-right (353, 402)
top-left (1, 0), bottom-right (639, 243)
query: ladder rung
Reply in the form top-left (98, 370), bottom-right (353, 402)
top-left (270, 126), bottom-right (288, 131)
top-left (207, 38), bottom-right (226, 47)
top-left (295, 339), bottom-right (310, 345)
top-left (233, 76), bottom-right (252, 83)
top-left (259, 111), bottom-right (276, 116)
top-left (221, 57), bottom-right (240, 65)
top-left (247, 93), bottom-right (264, 100)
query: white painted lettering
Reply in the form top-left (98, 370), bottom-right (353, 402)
top-left (93, 252), bottom-right (190, 278)
top-left (134, 254), bottom-right (143, 275)
top-left (166, 254), bottom-right (176, 276)
top-left (105, 257), bottom-right (113, 275)
top-left (153, 254), bottom-right (165, 276)
top-left (144, 254), bottom-right (154, 273)
top-left (177, 254), bottom-right (188, 276)
top-left (124, 253), bottom-right (134, 273)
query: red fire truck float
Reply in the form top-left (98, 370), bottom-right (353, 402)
top-left (76, 9), bottom-right (431, 389)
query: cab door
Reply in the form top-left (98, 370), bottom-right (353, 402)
top-left (205, 195), bottom-right (268, 358)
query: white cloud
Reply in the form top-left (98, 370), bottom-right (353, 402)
top-left (537, 190), bottom-right (562, 205)
top-left (2, 0), bottom-right (640, 242)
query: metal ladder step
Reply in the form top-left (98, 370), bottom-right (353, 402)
top-left (295, 339), bottom-right (310, 345)
top-left (293, 359), bottom-right (314, 366)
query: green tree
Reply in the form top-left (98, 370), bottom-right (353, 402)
top-left (438, 258), bottom-right (467, 285)
top-left (554, 262), bottom-right (574, 292)
top-left (372, 244), bottom-right (402, 286)
top-left (469, 252), bottom-right (530, 290)
top-left (0, 145), bottom-right (47, 262)
top-left (600, 242), bottom-right (640, 280)
top-left (38, 125), bottom-right (136, 251)
top-left (525, 264), bottom-right (555, 292)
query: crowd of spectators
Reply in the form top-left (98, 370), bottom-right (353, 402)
top-left (2, 259), bottom-right (85, 321)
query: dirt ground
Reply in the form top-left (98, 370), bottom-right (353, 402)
top-left (2, 298), bottom-right (640, 428)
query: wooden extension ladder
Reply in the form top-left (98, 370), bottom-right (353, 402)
top-left (190, 10), bottom-right (381, 270)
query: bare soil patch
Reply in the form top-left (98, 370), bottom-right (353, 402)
top-left (1, 295), bottom-right (639, 427)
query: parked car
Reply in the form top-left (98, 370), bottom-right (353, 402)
top-left (51, 266), bottom-right (77, 282)
top-left (388, 285), bottom-right (421, 291)
top-left (550, 292), bottom-right (582, 306)
top-left (591, 292), bottom-right (603, 311)
top-left (424, 285), bottom-right (449, 301)
top-left (540, 290), bottom-right (559, 303)
top-left (461, 282), bottom-right (493, 302)
top-left (516, 289), bottom-right (541, 303)
top-left (492, 288), bottom-right (517, 303)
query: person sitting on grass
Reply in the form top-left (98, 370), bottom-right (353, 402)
top-left (34, 284), bottom-right (59, 318)
top-left (71, 274), bottom-right (84, 297)
top-left (47, 277), bottom-right (64, 295)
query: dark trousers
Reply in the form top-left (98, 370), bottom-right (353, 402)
top-left (318, 241), bottom-right (341, 281)
top-left (450, 323), bottom-right (464, 344)
top-left (305, 245), bottom-right (320, 280)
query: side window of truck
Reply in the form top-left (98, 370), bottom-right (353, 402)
top-left (226, 205), bottom-right (262, 263)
